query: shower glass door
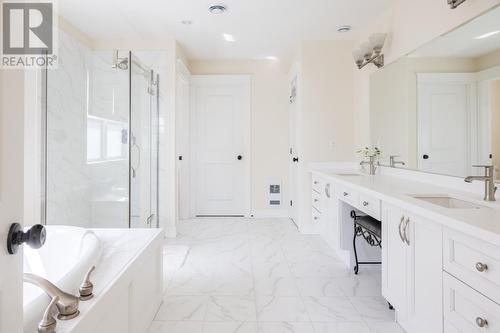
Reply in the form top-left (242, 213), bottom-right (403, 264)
top-left (44, 45), bottom-right (158, 229)
top-left (129, 53), bottom-right (159, 228)
top-left (45, 47), bottom-right (130, 228)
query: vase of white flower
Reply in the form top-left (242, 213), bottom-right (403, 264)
top-left (356, 147), bottom-right (382, 175)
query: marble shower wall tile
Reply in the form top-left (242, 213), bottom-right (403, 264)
top-left (47, 29), bottom-right (92, 227)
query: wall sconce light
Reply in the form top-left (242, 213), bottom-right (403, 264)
top-left (353, 33), bottom-right (387, 69)
top-left (448, 0), bottom-right (466, 9)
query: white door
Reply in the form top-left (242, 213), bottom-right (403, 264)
top-left (289, 75), bottom-right (299, 222)
top-left (417, 74), bottom-right (475, 177)
top-left (191, 76), bottom-right (250, 217)
top-left (0, 70), bottom-right (24, 332)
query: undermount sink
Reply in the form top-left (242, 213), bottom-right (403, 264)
top-left (411, 195), bottom-right (485, 209)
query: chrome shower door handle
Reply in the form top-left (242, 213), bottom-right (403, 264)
top-left (131, 134), bottom-right (141, 178)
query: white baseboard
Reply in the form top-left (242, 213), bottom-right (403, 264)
top-left (250, 209), bottom-right (289, 219)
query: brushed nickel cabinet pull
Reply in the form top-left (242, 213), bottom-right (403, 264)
top-left (398, 216), bottom-right (405, 243)
top-left (404, 217), bottom-right (410, 245)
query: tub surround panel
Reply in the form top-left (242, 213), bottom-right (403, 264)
top-left (55, 228), bottom-right (163, 333)
top-left (23, 226), bottom-right (102, 333)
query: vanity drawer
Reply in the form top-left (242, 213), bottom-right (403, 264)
top-left (443, 229), bottom-right (500, 304)
top-left (358, 193), bottom-right (381, 220)
top-left (312, 176), bottom-right (323, 194)
top-left (312, 190), bottom-right (322, 212)
top-left (443, 272), bottom-right (500, 333)
top-left (337, 186), bottom-right (359, 206)
top-left (312, 207), bottom-right (321, 223)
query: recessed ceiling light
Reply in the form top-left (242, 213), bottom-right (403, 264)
top-left (337, 25), bottom-right (352, 33)
top-left (181, 20), bottom-right (192, 25)
top-left (209, 4), bottom-right (228, 14)
top-left (475, 30), bottom-right (500, 39)
top-left (265, 56), bottom-right (279, 60)
top-left (222, 33), bottom-right (235, 42)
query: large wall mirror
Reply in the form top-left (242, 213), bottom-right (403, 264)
top-left (370, 6), bottom-right (500, 180)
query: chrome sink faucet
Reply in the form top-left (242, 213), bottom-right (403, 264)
top-left (24, 273), bottom-right (80, 320)
top-left (360, 156), bottom-right (378, 175)
top-left (389, 155), bottom-right (405, 168)
top-left (464, 165), bottom-right (497, 202)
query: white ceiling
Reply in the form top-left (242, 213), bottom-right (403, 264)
top-left (57, 0), bottom-right (392, 60)
top-left (411, 6), bottom-right (500, 58)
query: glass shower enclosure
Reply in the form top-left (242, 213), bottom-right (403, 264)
top-left (44, 49), bottom-right (159, 228)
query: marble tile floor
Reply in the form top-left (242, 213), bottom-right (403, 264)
top-left (148, 218), bottom-right (404, 333)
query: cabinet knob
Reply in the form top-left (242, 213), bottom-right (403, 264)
top-left (314, 216), bottom-right (319, 220)
top-left (363, 201), bottom-right (369, 207)
top-left (343, 192), bottom-right (349, 197)
top-left (314, 181), bottom-right (318, 185)
top-left (475, 317), bottom-right (488, 328)
top-left (475, 262), bottom-right (488, 272)
top-left (314, 199), bottom-right (319, 202)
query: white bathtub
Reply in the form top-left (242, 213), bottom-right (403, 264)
top-left (23, 226), bottom-right (102, 333)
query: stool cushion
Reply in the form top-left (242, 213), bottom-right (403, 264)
top-left (354, 216), bottom-right (381, 238)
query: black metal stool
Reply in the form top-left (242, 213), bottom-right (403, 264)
top-left (351, 210), bottom-right (382, 275)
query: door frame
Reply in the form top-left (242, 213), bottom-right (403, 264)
top-left (189, 75), bottom-right (252, 218)
top-left (477, 65), bottom-right (500, 166)
top-left (175, 59), bottom-right (191, 220)
top-left (288, 62), bottom-right (300, 224)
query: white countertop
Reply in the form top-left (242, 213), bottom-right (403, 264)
top-left (311, 167), bottom-right (500, 245)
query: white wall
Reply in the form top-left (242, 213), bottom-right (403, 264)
top-left (293, 40), bottom-right (356, 233)
top-left (188, 59), bottom-right (290, 217)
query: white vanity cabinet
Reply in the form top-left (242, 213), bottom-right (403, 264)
top-left (382, 203), bottom-right (443, 333)
top-left (443, 229), bottom-right (500, 332)
top-left (311, 173), bottom-right (340, 249)
top-left (311, 174), bottom-right (324, 225)
top-left (309, 168), bottom-right (500, 333)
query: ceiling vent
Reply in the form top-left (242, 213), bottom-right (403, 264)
top-left (209, 4), bottom-right (228, 14)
